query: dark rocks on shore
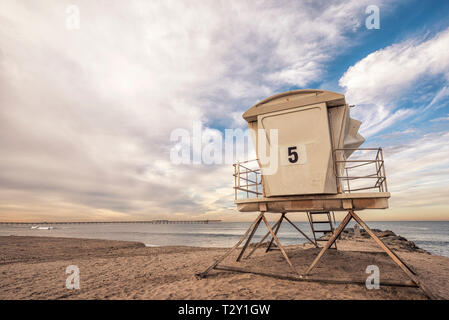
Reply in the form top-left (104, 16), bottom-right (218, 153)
top-left (319, 227), bottom-right (430, 254)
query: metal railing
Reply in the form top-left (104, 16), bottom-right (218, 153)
top-left (233, 159), bottom-right (263, 200)
top-left (333, 148), bottom-right (388, 193)
top-left (233, 148), bottom-right (388, 200)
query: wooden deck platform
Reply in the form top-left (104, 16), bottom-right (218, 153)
top-left (235, 192), bottom-right (390, 212)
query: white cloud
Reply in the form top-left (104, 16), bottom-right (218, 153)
top-left (0, 0), bottom-right (385, 220)
top-left (340, 27), bottom-right (449, 137)
top-left (430, 114), bottom-right (449, 122)
top-left (424, 86), bottom-right (449, 111)
top-left (378, 128), bottom-right (416, 139)
top-left (385, 131), bottom-right (449, 211)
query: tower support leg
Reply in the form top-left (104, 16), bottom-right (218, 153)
top-left (245, 215), bottom-right (283, 259)
top-left (303, 209), bottom-right (438, 300)
top-left (261, 214), bottom-right (297, 274)
top-left (284, 215), bottom-right (317, 247)
top-left (196, 212), bottom-right (263, 278)
top-left (236, 215), bottom-right (262, 261)
top-left (266, 213), bottom-right (285, 252)
top-left (196, 211), bottom-right (297, 277)
top-left (304, 211), bottom-right (352, 275)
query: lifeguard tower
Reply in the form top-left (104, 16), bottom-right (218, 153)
top-left (197, 89), bottom-right (435, 299)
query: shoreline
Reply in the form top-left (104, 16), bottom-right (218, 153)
top-left (1, 234), bottom-right (448, 299)
top-left (1, 220), bottom-right (447, 258)
top-left (0, 228), bottom-right (436, 254)
top-left (1, 227), bottom-right (445, 256)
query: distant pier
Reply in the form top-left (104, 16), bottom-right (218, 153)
top-left (0, 220), bottom-right (222, 225)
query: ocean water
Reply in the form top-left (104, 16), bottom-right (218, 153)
top-left (0, 221), bottom-right (448, 257)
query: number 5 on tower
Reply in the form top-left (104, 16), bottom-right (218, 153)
top-left (281, 144), bottom-right (307, 166)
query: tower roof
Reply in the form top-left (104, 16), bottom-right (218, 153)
top-left (243, 89), bottom-right (346, 122)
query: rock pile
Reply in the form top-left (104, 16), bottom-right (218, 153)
top-left (319, 227), bottom-right (429, 254)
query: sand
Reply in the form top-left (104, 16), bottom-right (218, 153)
top-left (0, 235), bottom-right (448, 300)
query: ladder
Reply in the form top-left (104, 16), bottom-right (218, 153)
top-left (307, 211), bottom-right (337, 249)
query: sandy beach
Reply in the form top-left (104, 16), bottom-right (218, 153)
top-left (0, 234), bottom-right (448, 300)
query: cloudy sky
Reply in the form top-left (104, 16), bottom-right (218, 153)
top-left (1, 0), bottom-right (449, 222)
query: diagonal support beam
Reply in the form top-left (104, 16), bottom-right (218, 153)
top-left (284, 215), bottom-right (317, 247)
top-left (196, 212), bottom-right (263, 278)
top-left (350, 211), bottom-right (437, 300)
top-left (236, 215), bottom-right (262, 261)
top-left (303, 210), bottom-right (439, 300)
top-left (261, 214), bottom-right (297, 275)
top-left (304, 211), bottom-right (352, 275)
top-left (266, 213), bottom-right (285, 252)
top-left (245, 216), bottom-right (283, 259)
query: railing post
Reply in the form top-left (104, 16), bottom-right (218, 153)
top-left (380, 148), bottom-right (388, 192)
top-left (346, 167), bottom-right (350, 193)
top-left (237, 162), bottom-right (240, 188)
top-left (234, 164), bottom-right (237, 200)
top-left (375, 151), bottom-right (381, 192)
top-left (255, 172), bottom-right (259, 198)
top-left (246, 169), bottom-right (249, 198)
top-left (334, 149), bottom-right (342, 194)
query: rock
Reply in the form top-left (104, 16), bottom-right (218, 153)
top-left (384, 235), bottom-right (403, 241)
top-left (377, 230), bottom-right (396, 237)
top-left (354, 225), bottom-right (360, 237)
top-left (406, 241), bottom-right (416, 248)
top-left (316, 227), bottom-right (429, 254)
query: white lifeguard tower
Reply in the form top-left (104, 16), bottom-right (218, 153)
top-left (198, 90), bottom-right (435, 299)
